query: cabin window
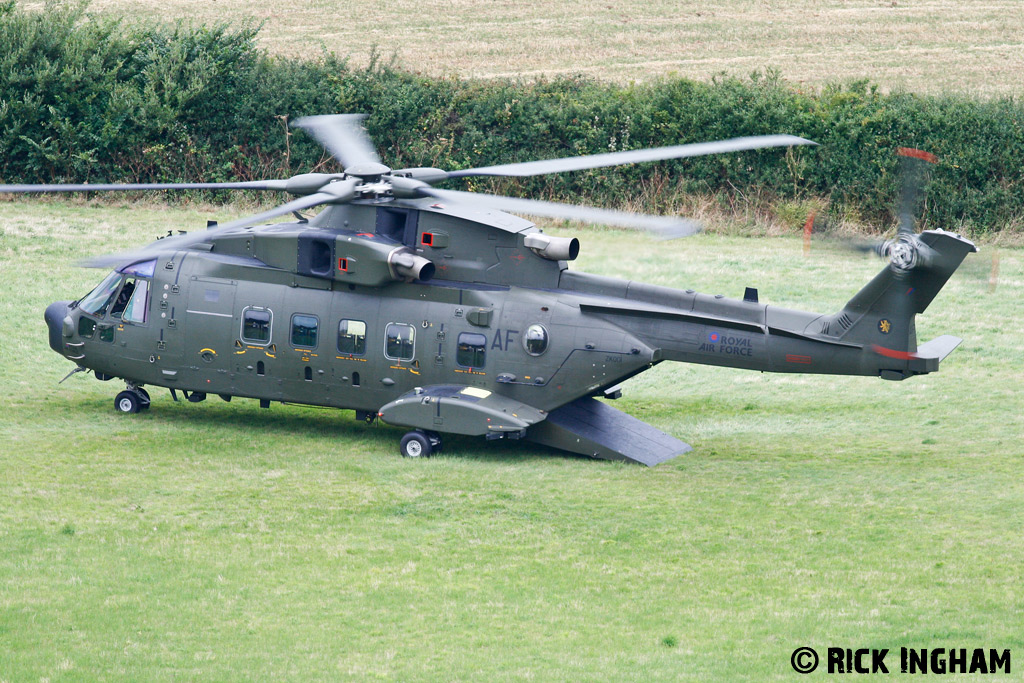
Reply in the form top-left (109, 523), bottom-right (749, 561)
top-left (456, 332), bottom-right (487, 369)
top-left (242, 308), bottom-right (272, 344)
top-left (337, 319), bottom-right (367, 355)
top-left (384, 323), bottom-right (415, 361)
top-left (122, 279), bottom-right (150, 324)
top-left (291, 314), bottom-right (319, 348)
top-left (523, 324), bottom-right (549, 356)
top-left (79, 271), bottom-right (123, 317)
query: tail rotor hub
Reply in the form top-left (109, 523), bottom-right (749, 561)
top-left (888, 235), bottom-right (919, 271)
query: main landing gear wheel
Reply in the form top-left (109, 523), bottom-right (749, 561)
top-left (114, 390), bottom-right (142, 414)
top-left (399, 430), bottom-right (442, 458)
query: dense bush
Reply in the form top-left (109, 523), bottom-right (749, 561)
top-left (2, 2), bottom-right (1022, 232)
top-left (0, 1), bottom-right (342, 184)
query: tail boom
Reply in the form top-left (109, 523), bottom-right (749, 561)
top-left (567, 229), bottom-right (975, 382)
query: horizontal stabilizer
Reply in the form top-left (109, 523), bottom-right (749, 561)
top-left (527, 396), bottom-right (691, 466)
top-left (916, 335), bottom-right (963, 361)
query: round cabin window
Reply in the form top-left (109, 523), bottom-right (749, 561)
top-left (523, 324), bottom-right (549, 356)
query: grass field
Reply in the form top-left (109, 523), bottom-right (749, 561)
top-left (1, 200), bottom-right (1021, 680)
top-left (28, 0), bottom-right (1024, 96)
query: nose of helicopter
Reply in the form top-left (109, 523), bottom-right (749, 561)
top-left (44, 301), bottom-right (72, 354)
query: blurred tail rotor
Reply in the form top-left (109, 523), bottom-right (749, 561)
top-left (806, 147), bottom-right (943, 277)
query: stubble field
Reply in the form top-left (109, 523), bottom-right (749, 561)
top-left (31, 0), bottom-right (1024, 96)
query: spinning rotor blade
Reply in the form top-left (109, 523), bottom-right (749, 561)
top-left (810, 148), bottom-right (942, 273)
top-left (447, 135), bottom-right (817, 179)
top-left (0, 180), bottom-right (287, 193)
top-left (207, 179), bottom-right (359, 231)
top-left (418, 187), bottom-right (700, 238)
top-left (292, 114), bottom-right (381, 170)
top-left (82, 179), bottom-right (360, 268)
top-left (896, 147), bottom-right (937, 236)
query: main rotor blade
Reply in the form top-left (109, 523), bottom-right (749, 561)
top-left (447, 135), bottom-right (817, 179)
top-left (292, 114), bottom-right (381, 170)
top-left (418, 187), bottom-right (700, 238)
top-left (81, 180), bottom-right (359, 268)
top-left (0, 180), bottom-right (287, 193)
top-left (205, 185), bottom-right (351, 232)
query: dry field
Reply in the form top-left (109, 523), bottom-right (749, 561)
top-left (32, 0), bottom-right (1022, 95)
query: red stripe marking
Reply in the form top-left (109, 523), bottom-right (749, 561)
top-left (786, 354), bottom-right (812, 364)
top-left (871, 344), bottom-right (918, 360)
top-left (897, 147), bottom-right (938, 164)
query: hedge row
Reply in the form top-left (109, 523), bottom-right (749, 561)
top-left (2, 2), bottom-right (1022, 232)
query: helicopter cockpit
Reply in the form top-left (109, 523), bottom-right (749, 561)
top-left (72, 260), bottom-right (155, 339)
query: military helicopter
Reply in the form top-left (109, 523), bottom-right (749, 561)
top-left (8, 115), bottom-right (975, 465)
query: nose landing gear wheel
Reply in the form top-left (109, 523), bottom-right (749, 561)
top-left (114, 390), bottom-right (142, 414)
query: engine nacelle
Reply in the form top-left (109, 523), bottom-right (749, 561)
top-left (333, 234), bottom-right (435, 286)
top-left (523, 232), bottom-right (579, 261)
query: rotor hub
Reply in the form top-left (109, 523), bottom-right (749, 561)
top-left (888, 236), bottom-right (919, 271)
top-left (344, 162), bottom-right (392, 181)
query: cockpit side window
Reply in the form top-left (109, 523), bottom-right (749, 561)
top-left (113, 260), bottom-right (156, 322)
top-left (122, 279), bottom-right (150, 324)
top-left (110, 279), bottom-right (137, 319)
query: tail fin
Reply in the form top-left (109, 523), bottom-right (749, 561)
top-left (821, 230), bottom-right (977, 354)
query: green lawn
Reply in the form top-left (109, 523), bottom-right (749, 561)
top-left (1, 201), bottom-right (1021, 680)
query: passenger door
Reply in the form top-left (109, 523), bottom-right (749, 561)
top-left (184, 276), bottom-right (238, 377)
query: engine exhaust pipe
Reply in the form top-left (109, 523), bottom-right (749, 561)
top-left (524, 233), bottom-right (580, 261)
top-left (390, 250), bottom-right (436, 281)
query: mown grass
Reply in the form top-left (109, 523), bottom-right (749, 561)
top-left (1, 200), bottom-right (1022, 680)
